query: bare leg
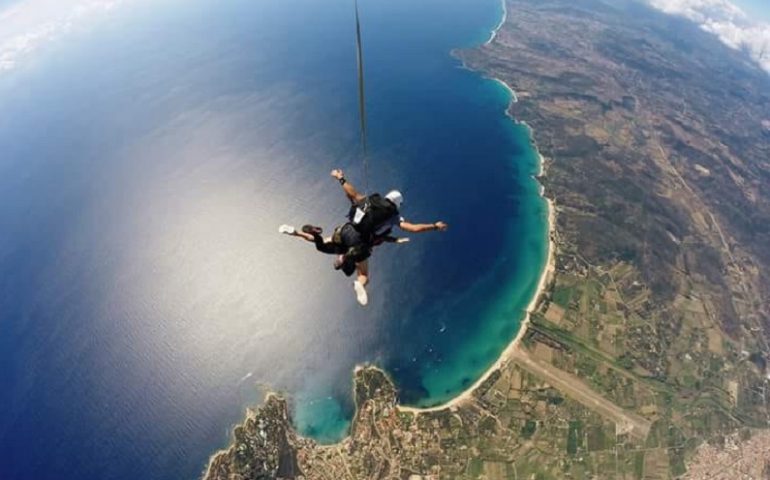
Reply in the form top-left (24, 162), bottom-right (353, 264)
top-left (356, 260), bottom-right (369, 287)
top-left (353, 260), bottom-right (369, 306)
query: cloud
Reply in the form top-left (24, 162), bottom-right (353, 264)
top-left (647, 0), bottom-right (770, 73)
top-left (0, 0), bottom-right (128, 74)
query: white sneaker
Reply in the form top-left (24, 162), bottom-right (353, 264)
top-left (278, 224), bottom-right (296, 235)
top-left (353, 281), bottom-right (368, 306)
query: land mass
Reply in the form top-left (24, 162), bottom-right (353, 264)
top-left (204, 0), bottom-right (770, 478)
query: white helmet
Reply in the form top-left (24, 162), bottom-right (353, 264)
top-left (385, 190), bottom-right (404, 208)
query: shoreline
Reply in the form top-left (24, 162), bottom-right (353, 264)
top-left (202, 407), bottom-right (257, 480)
top-left (203, 0), bottom-right (553, 473)
top-left (400, 0), bottom-right (554, 416)
top-left (399, 161), bottom-right (555, 415)
top-left (486, 0), bottom-right (508, 45)
top-left (494, 77), bottom-right (518, 102)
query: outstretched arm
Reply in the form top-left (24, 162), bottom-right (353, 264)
top-left (399, 220), bottom-right (448, 233)
top-left (331, 169), bottom-right (366, 204)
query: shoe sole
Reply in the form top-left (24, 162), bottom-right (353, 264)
top-left (354, 281), bottom-right (368, 306)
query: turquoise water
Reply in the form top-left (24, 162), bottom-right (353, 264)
top-left (400, 88), bottom-right (549, 407)
top-left (0, 0), bottom-right (547, 477)
top-left (415, 117), bottom-right (548, 407)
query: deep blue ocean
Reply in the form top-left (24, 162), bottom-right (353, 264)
top-left (0, 0), bottom-right (547, 478)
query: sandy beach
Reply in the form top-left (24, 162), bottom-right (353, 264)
top-left (486, 0), bottom-right (508, 45)
top-left (399, 165), bottom-right (555, 415)
top-left (398, 0), bottom-right (556, 415)
top-left (494, 77), bottom-right (518, 102)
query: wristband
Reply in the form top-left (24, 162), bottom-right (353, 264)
top-left (338, 177), bottom-right (347, 185)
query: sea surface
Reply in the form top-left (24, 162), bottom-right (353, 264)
top-left (0, 0), bottom-right (548, 478)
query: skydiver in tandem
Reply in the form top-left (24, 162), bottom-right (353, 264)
top-left (279, 169), bottom-right (448, 306)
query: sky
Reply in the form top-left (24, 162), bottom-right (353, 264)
top-left (732, 0), bottom-right (770, 22)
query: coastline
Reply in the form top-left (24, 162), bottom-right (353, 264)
top-left (203, 0), bottom-right (554, 473)
top-left (399, 165), bottom-right (555, 415)
top-left (486, 0), bottom-right (508, 45)
top-left (400, 0), bottom-right (554, 416)
top-left (494, 77), bottom-right (518, 102)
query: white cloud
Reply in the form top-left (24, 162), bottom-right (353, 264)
top-left (0, 0), bottom-right (129, 74)
top-left (647, 0), bottom-right (770, 73)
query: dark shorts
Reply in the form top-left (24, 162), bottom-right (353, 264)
top-left (335, 223), bottom-right (363, 249)
top-left (313, 224), bottom-right (370, 256)
top-left (313, 223), bottom-right (371, 277)
top-left (312, 234), bottom-right (346, 255)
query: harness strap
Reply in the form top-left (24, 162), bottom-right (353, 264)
top-left (354, 0), bottom-right (369, 193)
